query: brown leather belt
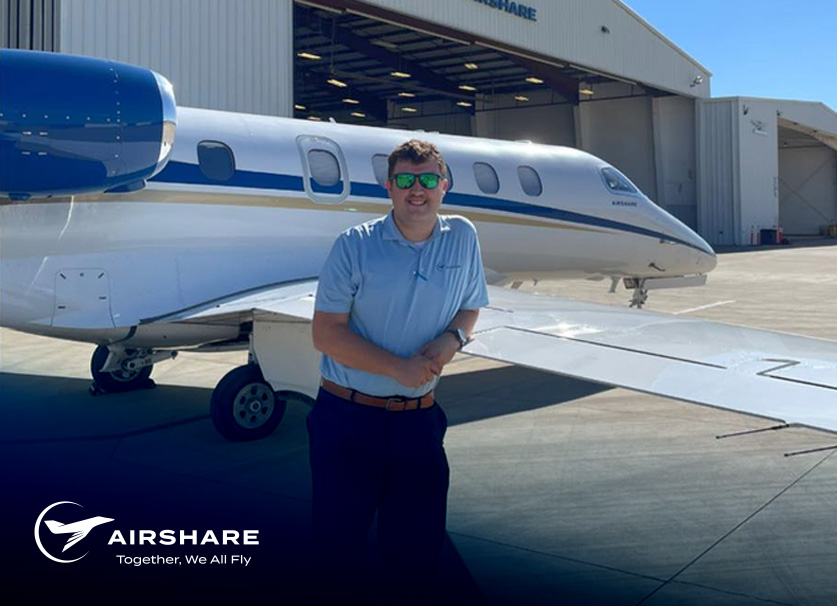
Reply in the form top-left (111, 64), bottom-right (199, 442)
top-left (320, 379), bottom-right (435, 412)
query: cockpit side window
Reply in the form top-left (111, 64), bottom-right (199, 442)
top-left (600, 167), bottom-right (638, 194)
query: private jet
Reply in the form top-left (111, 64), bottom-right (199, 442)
top-left (2, 49), bottom-right (835, 441)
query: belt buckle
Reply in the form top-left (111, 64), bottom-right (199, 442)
top-left (385, 397), bottom-right (407, 412)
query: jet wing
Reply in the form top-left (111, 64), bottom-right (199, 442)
top-left (156, 281), bottom-right (837, 433)
top-left (466, 287), bottom-right (837, 433)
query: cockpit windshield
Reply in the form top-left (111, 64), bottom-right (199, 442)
top-left (600, 167), bottom-right (638, 195)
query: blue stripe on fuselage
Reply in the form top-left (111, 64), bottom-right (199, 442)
top-left (152, 161), bottom-right (711, 254)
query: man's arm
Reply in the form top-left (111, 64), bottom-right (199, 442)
top-left (312, 311), bottom-right (439, 388)
top-left (418, 308), bottom-right (480, 372)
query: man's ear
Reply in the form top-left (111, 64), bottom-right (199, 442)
top-left (385, 179), bottom-right (393, 195)
top-left (441, 178), bottom-right (449, 194)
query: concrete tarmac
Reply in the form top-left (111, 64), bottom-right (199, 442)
top-left (2, 240), bottom-right (837, 604)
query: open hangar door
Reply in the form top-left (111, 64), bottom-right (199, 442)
top-left (292, 1), bottom-right (619, 147)
top-left (778, 123), bottom-right (837, 236)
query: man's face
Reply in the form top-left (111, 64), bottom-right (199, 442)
top-left (386, 158), bottom-right (448, 236)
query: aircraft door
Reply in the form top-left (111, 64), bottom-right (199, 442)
top-left (296, 135), bottom-right (350, 204)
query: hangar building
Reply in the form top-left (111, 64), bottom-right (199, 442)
top-left (3, 0), bottom-right (836, 245)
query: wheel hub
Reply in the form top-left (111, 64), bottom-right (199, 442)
top-left (232, 383), bottom-right (275, 429)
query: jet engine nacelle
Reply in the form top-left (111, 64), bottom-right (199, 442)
top-left (0, 49), bottom-right (176, 199)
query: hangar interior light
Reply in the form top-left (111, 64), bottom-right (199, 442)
top-left (579, 82), bottom-right (594, 95)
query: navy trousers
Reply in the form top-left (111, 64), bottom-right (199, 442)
top-left (307, 387), bottom-right (450, 596)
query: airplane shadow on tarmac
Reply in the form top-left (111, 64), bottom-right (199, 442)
top-left (0, 367), bottom-right (610, 603)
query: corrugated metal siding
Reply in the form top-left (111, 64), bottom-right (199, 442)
top-left (697, 99), bottom-right (739, 246)
top-left (56, 0), bottom-right (292, 116)
top-left (362, 0), bottom-right (711, 98)
top-left (1, 0), bottom-right (60, 50)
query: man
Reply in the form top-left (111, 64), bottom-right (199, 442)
top-left (310, 139), bottom-right (489, 595)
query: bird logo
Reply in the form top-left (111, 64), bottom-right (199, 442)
top-left (35, 502), bottom-right (114, 563)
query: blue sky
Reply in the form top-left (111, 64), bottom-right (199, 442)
top-left (623, 0), bottom-right (836, 110)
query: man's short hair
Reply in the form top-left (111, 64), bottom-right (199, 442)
top-left (387, 139), bottom-right (447, 180)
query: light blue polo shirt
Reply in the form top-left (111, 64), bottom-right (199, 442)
top-left (315, 211), bottom-right (489, 397)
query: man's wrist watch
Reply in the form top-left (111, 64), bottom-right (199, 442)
top-left (446, 328), bottom-right (469, 350)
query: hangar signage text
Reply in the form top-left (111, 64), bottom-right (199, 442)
top-left (469, 0), bottom-right (538, 22)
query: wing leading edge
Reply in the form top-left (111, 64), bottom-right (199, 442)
top-left (156, 281), bottom-right (837, 433)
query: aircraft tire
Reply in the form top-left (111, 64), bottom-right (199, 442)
top-left (210, 364), bottom-right (286, 442)
top-left (90, 344), bottom-right (153, 393)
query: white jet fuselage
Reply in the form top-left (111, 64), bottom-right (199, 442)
top-left (0, 107), bottom-right (715, 347)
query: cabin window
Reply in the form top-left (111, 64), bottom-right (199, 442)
top-left (517, 165), bottom-right (542, 196)
top-left (371, 154), bottom-right (389, 187)
top-left (296, 135), bottom-right (350, 204)
top-left (601, 167), bottom-right (638, 194)
top-left (308, 149), bottom-right (341, 189)
top-left (197, 140), bottom-right (235, 182)
top-left (473, 162), bottom-right (499, 194)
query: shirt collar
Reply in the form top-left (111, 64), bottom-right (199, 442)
top-left (382, 211), bottom-right (451, 245)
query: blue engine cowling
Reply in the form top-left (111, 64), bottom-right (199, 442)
top-left (0, 49), bottom-right (176, 199)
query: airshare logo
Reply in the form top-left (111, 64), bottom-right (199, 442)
top-left (35, 501), bottom-right (260, 566)
top-left (35, 501), bottom-right (114, 563)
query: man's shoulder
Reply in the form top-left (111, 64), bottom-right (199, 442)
top-left (337, 214), bottom-right (388, 244)
top-left (439, 214), bottom-right (479, 238)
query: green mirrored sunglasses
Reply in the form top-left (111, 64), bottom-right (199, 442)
top-left (391, 172), bottom-right (443, 190)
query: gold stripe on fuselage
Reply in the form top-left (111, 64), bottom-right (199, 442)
top-left (1, 188), bottom-right (608, 234)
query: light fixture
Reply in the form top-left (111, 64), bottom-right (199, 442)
top-left (691, 75), bottom-right (704, 87)
top-left (342, 98), bottom-right (360, 104)
top-left (350, 111), bottom-right (366, 118)
top-left (514, 95), bottom-right (529, 102)
top-left (297, 51), bottom-right (321, 60)
top-left (457, 101), bottom-right (472, 107)
top-left (294, 104), bottom-right (307, 111)
top-left (307, 116), bottom-right (322, 121)
top-left (398, 92), bottom-right (416, 98)
top-left (402, 107), bottom-right (417, 113)
top-left (579, 82), bottom-right (594, 95)
top-left (525, 76), bottom-right (544, 84)
top-left (458, 84), bottom-right (477, 91)
top-left (464, 62), bottom-right (478, 70)
top-left (327, 78), bottom-right (348, 88)
top-left (390, 71), bottom-right (411, 78)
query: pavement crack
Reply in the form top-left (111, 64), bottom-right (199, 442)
top-left (634, 449), bottom-right (837, 605)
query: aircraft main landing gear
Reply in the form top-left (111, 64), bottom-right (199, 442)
top-left (210, 364), bottom-right (288, 441)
